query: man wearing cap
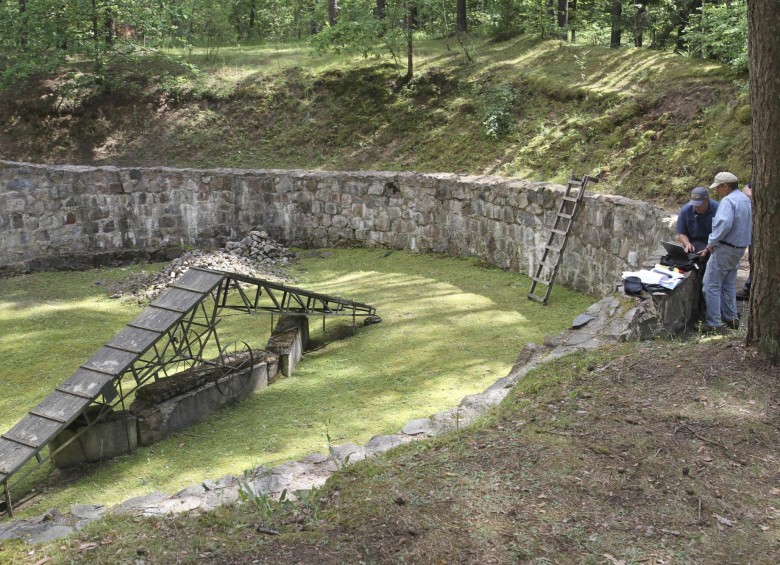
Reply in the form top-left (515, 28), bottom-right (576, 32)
top-left (676, 186), bottom-right (719, 253)
top-left (700, 172), bottom-right (752, 332)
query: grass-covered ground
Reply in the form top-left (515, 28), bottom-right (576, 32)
top-left (0, 249), bottom-right (591, 519)
top-left (0, 36), bottom-right (751, 206)
top-left (11, 337), bottom-right (780, 564)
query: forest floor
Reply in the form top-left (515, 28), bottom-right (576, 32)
top-left (11, 334), bottom-right (780, 564)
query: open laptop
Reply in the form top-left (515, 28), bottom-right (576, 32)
top-left (661, 241), bottom-right (700, 261)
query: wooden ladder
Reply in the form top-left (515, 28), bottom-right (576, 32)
top-left (528, 172), bottom-right (598, 305)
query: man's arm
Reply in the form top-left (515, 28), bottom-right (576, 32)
top-left (675, 209), bottom-right (695, 252)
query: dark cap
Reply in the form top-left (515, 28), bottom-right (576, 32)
top-left (688, 186), bottom-right (709, 207)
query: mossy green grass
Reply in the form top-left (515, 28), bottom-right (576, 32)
top-left (0, 249), bottom-right (592, 517)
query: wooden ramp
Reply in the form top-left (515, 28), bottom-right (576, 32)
top-left (1, 268), bottom-right (376, 515)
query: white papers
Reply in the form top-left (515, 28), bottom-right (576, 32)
top-left (622, 266), bottom-right (685, 290)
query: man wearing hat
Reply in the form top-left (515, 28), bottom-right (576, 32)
top-left (676, 186), bottom-right (719, 253)
top-left (700, 172), bottom-right (752, 332)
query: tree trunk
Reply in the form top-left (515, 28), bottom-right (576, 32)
top-left (104, 8), bottom-right (115, 46)
top-left (570, 0), bottom-right (577, 43)
top-left (456, 0), bottom-right (467, 33)
top-left (328, 0), bottom-right (338, 27)
top-left (18, 0), bottom-right (27, 49)
top-left (557, 0), bottom-right (568, 40)
top-left (405, 2), bottom-right (414, 82)
top-left (675, 0), bottom-right (701, 52)
top-left (746, 0), bottom-right (780, 364)
top-left (610, 0), bottom-right (622, 48)
top-left (634, 0), bottom-right (647, 47)
top-left (376, 0), bottom-right (386, 20)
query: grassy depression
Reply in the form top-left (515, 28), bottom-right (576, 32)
top-left (0, 249), bottom-right (592, 517)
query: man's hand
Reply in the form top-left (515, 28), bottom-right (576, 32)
top-left (682, 242), bottom-right (695, 253)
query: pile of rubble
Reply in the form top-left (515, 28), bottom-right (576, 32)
top-left (111, 231), bottom-right (295, 302)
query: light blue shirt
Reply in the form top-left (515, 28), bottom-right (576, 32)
top-left (708, 189), bottom-right (752, 248)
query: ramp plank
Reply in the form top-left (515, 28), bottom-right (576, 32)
top-left (151, 287), bottom-right (207, 313)
top-left (29, 391), bottom-right (90, 424)
top-left (106, 326), bottom-right (162, 354)
top-left (0, 438), bottom-right (36, 475)
top-left (82, 347), bottom-right (138, 376)
top-left (2, 415), bottom-right (63, 449)
top-left (58, 369), bottom-right (114, 399)
top-left (129, 306), bottom-right (184, 332)
top-left (175, 269), bottom-right (225, 292)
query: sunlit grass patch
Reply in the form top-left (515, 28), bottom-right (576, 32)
top-left (0, 249), bottom-right (591, 516)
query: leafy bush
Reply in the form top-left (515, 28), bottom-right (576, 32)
top-left (686, 2), bottom-right (748, 73)
top-left (477, 83), bottom-right (518, 140)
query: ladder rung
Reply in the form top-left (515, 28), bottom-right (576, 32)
top-left (568, 180), bottom-right (583, 186)
top-left (546, 245), bottom-right (563, 253)
top-left (527, 294), bottom-right (547, 304)
top-left (562, 196), bottom-right (579, 202)
top-left (557, 213), bottom-right (573, 219)
top-left (531, 276), bottom-right (551, 284)
top-left (550, 229), bottom-right (567, 236)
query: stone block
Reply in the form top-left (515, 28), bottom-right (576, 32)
top-left (49, 411), bottom-right (137, 468)
top-left (266, 315), bottom-right (309, 377)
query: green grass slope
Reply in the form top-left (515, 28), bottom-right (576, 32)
top-left (0, 36), bottom-right (751, 206)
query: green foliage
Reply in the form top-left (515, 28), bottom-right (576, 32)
top-left (686, 1), bottom-right (748, 73)
top-left (477, 83), bottom-right (518, 140)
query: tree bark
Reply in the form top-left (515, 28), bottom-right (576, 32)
top-left (456, 0), bottom-right (467, 33)
top-left (610, 0), bottom-right (622, 48)
top-left (746, 0), bottom-right (780, 363)
top-left (376, 0), bottom-right (386, 20)
top-left (405, 2), bottom-right (414, 82)
top-left (328, 0), bottom-right (338, 27)
top-left (18, 0), bottom-right (27, 49)
top-left (557, 0), bottom-right (568, 40)
top-left (570, 0), bottom-right (577, 43)
top-left (634, 0), bottom-right (648, 47)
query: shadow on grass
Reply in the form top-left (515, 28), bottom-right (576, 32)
top-left (0, 250), bottom-right (592, 516)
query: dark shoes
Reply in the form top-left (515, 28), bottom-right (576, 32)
top-left (736, 289), bottom-right (750, 300)
top-left (702, 318), bottom-right (739, 334)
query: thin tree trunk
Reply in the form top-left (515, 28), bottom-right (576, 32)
top-left (405, 3), bottom-right (414, 82)
top-left (570, 0), bottom-right (577, 42)
top-left (328, 0), bottom-right (338, 26)
top-left (746, 0), bottom-right (780, 363)
top-left (610, 0), bottom-right (622, 48)
top-left (376, 0), bottom-right (386, 19)
top-left (456, 0), bottom-right (467, 33)
top-left (18, 0), bottom-right (27, 49)
top-left (557, 0), bottom-right (568, 40)
top-left (634, 0), bottom-right (647, 47)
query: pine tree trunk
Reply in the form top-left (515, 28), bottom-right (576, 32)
top-left (456, 0), bottom-right (467, 33)
top-left (746, 0), bottom-right (780, 364)
top-left (610, 0), bottom-right (622, 48)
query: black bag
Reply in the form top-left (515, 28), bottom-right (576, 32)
top-left (623, 276), bottom-right (644, 295)
top-left (660, 254), bottom-right (698, 272)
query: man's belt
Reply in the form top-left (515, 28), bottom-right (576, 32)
top-left (719, 240), bottom-right (745, 249)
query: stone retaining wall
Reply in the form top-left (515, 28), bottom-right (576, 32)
top-left (0, 161), bottom-right (677, 296)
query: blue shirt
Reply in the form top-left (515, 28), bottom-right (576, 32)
top-left (708, 189), bottom-right (752, 248)
top-left (676, 199), bottom-right (719, 243)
